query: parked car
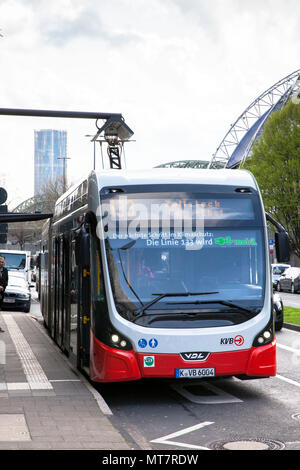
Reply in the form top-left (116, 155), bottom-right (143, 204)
top-left (2, 274), bottom-right (31, 312)
top-left (271, 263), bottom-right (291, 288)
top-left (277, 267), bottom-right (300, 294)
top-left (273, 291), bottom-right (284, 331)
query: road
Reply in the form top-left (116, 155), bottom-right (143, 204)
top-left (279, 291), bottom-right (300, 309)
top-left (30, 287), bottom-right (300, 451)
top-left (96, 326), bottom-right (300, 451)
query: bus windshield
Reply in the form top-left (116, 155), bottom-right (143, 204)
top-left (101, 190), bottom-right (266, 328)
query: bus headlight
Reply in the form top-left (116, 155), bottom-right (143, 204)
top-left (111, 334), bottom-right (119, 343)
top-left (103, 329), bottom-right (132, 350)
top-left (96, 309), bottom-right (133, 350)
top-left (108, 332), bottom-right (130, 349)
top-left (110, 334), bottom-right (128, 348)
top-left (253, 320), bottom-right (274, 347)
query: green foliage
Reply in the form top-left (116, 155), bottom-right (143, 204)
top-left (243, 100), bottom-right (300, 258)
top-left (284, 306), bottom-right (300, 326)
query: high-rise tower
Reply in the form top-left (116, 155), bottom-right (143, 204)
top-left (34, 129), bottom-right (67, 195)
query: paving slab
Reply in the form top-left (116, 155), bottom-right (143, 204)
top-left (0, 307), bottom-right (131, 450)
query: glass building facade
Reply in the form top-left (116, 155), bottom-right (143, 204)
top-left (34, 129), bottom-right (67, 195)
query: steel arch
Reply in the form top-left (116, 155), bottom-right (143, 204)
top-left (208, 69), bottom-right (300, 169)
top-left (12, 196), bottom-right (38, 213)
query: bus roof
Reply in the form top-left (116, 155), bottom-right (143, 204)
top-left (95, 168), bottom-right (258, 190)
top-left (54, 168), bottom-right (258, 210)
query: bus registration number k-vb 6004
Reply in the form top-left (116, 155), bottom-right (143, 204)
top-left (175, 368), bottom-right (215, 378)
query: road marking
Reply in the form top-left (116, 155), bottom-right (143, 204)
top-left (276, 374), bottom-right (300, 388)
top-left (277, 343), bottom-right (300, 355)
top-left (151, 421), bottom-right (214, 450)
top-left (0, 382), bottom-right (30, 391)
top-left (171, 380), bottom-right (243, 404)
top-left (2, 314), bottom-right (53, 390)
top-left (49, 379), bottom-right (81, 382)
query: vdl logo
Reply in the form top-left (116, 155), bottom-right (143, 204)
top-left (180, 351), bottom-right (210, 361)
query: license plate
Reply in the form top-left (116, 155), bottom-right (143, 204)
top-left (4, 298), bottom-right (15, 303)
top-left (175, 367), bottom-right (215, 378)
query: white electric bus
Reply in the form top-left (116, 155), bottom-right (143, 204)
top-left (39, 168), bottom-right (289, 382)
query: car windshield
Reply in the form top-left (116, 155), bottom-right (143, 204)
top-left (101, 189), bottom-right (266, 328)
top-left (273, 266), bottom-right (289, 275)
top-left (0, 253), bottom-right (26, 270)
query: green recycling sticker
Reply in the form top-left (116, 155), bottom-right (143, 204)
top-left (144, 356), bottom-right (155, 367)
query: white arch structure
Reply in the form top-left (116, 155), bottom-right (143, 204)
top-left (208, 69), bottom-right (300, 169)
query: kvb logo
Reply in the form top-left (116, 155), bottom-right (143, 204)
top-left (220, 335), bottom-right (244, 346)
top-left (234, 335), bottom-right (244, 346)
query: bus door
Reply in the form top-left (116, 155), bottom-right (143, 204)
top-left (75, 225), bottom-right (91, 373)
top-left (62, 236), bottom-right (70, 354)
top-left (57, 234), bottom-right (67, 350)
top-left (51, 237), bottom-right (58, 340)
top-left (69, 237), bottom-right (79, 366)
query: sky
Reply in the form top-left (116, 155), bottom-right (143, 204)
top-left (0, 0), bottom-right (300, 208)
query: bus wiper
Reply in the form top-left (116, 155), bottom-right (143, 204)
top-left (170, 299), bottom-right (255, 316)
top-left (133, 291), bottom-right (219, 319)
top-left (118, 247), bottom-right (143, 307)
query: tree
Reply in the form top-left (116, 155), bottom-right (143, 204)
top-left (33, 175), bottom-right (67, 213)
top-left (243, 100), bottom-right (300, 258)
top-left (8, 176), bottom-right (70, 248)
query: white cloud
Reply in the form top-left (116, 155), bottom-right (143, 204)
top-left (0, 0), bottom-right (299, 207)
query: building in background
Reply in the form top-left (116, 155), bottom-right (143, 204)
top-left (34, 129), bottom-right (67, 195)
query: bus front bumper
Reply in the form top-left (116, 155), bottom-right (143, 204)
top-left (90, 335), bottom-right (276, 383)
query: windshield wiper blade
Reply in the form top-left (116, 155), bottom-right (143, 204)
top-left (169, 299), bottom-right (255, 316)
top-left (133, 291), bottom-right (219, 319)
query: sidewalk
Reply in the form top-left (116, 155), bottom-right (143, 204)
top-left (0, 300), bottom-right (131, 450)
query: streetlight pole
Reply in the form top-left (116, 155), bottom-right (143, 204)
top-left (85, 135), bottom-right (96, 170)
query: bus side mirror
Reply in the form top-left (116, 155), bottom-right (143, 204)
top-left (275, 232), bottom-right (290, 263)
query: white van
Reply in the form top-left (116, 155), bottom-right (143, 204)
top-left (0, 250), bottom-right (32, 285)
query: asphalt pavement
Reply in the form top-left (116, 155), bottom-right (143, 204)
top-left (279, 291), bottom-right (300, 309)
